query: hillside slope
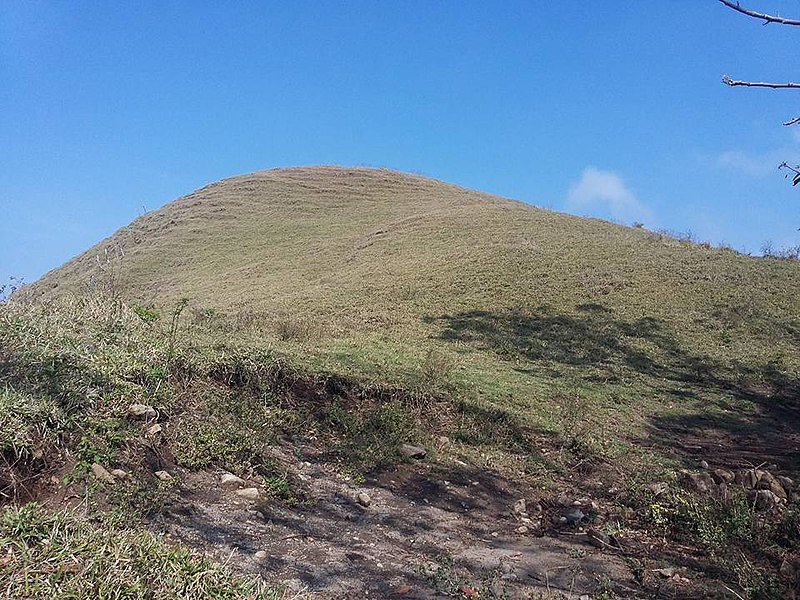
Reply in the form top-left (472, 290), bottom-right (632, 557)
top-left (22, 166), bottom-right (800, 353)
top-left (8, 166), bottom-right (800, 597)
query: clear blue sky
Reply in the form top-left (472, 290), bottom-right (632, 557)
top-left (3, 1), bottom-right (800, 285)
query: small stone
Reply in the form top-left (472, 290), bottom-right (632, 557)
top-left (566, 508), bottom-right (585, 525)
top-left (738, 469), bottom-right (759, 489)
top-left (357, 492), bottom-right (371, 507)
top-left (778, 476), bottom-right (795, 491)
top-left (147, 423), bottom-right (163, 436)
top-left (655, 567), bottom-right (678, 578)
top-left (128, 403), bottom-right (157, 420)
top-left (512, 498), bottom-right (527, 516)
top-left (221, 473), bottom-right (246, 487)
top-left (282, 579), bottom-right (305, 594)
top-left (398, 444), bottom-right (427, 459)
top-left (110, 469), bottom-right (128, 479)
top-left (699, 460), bottom-right (709, 469)
top-left (91, 463), bottom-right (115, 484)
top-left (500, 573), bottom-right (517, 581)
top-left (780, 558), bottom-right (798, 580)
top-left (768, 479), bottom-right (788, 500)
top-left (236, 487), bottom-right (260, 500)
top-left (254, 550), bottom-right (268, 560)
top-left (748, 489), bottom-right (778, 511)
top-left (681, 471), bottom-right (715, 494)
top-left (646, 482), bottom-right (668, 496)
top-left (756, 469), bottom-right (775, 489)
top-left (155, 470), bottom-right (172, 481)
top-left (717, 482), bottom-right (730, 502)
top-left (711, 468), bottom-right (735, 484)
top-left (515, 525), bottom-right (529, 534)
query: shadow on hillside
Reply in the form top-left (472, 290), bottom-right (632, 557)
top-left (426, 305), bottom-right (800, 473)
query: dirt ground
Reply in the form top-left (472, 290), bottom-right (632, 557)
top-left (155, 443), bottom-right (682, 600)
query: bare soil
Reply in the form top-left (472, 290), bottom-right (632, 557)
top-left (155, 443), bottom-right (698, 600)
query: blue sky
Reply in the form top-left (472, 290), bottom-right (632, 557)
top-left (2, 1), bottom-right (800, 285)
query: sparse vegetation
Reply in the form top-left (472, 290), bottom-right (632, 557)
top-left (0, 503), bottom-right (281, 599)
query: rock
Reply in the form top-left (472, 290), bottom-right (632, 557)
top-left (699, 460), bottom-right (709, 469)
top-left (357, 492), bottom-right (371, 507)
top-left (91, 463), bottom-right (115, 484)
top-left (254, 550), bottom-right (268, 560)
top-left (221, 473), bottom-right (246, 487)
top-left (645, 482), bottom-right (668, 497)
top-left (738, 469), bottom-right (760, 490)
top-left (282, 579), bottom-right (305, 594)
top-left (758, 470), bottom-right (775, 485)
top-left (128, 403), bottom-right (157, 420)
top-left (511, 498), bottom-right (527, 516)
top-left (778, 476), bottom-right (794, 490)
top-left (681, 471), bottom-right (715, 494)
top-left (110, 468), bottom-right (128, 479)
top-left (717, 482), bottom-right (730, 502)
top-left (236, 487), bottom-right (260, 500)
top-left (147, 423), bottom-right (163, 436)
top-left (565, 508), bottom-right (585, 525)
top-left (398, 444), bottom-right (427, 460)
top-left (489, 581), bottom-right (505, 598)
top-left (515, 525), bottom-right (529, 534)
top-left (655, 567), bottom-right (678, 578)
top-left (780, 558), bottom-right (798, 580)
top-left (748, 489), bottom-right (779, 511)
top-left (155, 470), bottom-right (172, 481)
top-left (587, 529), bottom-right (611, 549)
top-left (711, 468), bottom-right (735, 484)
top-left (770, 479), bottom-right (788, 500)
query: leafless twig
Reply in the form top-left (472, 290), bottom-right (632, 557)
top-left (723, 75), bottom-right (800, 89)
top-left (718, 0), bottom-right (800, 26)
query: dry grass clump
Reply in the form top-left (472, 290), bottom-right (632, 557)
top-left (0, 503), bottom-right (288, 599)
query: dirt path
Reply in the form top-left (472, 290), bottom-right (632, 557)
top-left (159, 446), bottom-right (640, 599)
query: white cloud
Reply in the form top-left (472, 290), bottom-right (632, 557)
top-left (565, 167), bottom-right (652, 225)
top-left (714, 149), bottom-right (785, 177)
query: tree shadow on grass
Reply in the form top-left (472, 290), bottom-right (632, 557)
top-left (425, 304), bottom-right (800, 473)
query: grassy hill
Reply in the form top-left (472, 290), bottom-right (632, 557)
top-left (21, 166), bottom-right (800, 450)
top-left (5, 166), bottom-right (800, 598)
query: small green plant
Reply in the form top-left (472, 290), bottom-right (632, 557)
top-left (132, 304), bottom-right (159, 323)
top-left (420, 347), bottom-right (454, 386)
top-left (166, 297), bottom-right (189, 361)
top-left (593, 575), bottom-right (616, 599)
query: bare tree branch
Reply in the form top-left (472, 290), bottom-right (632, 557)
top-left (718, 0), bottom-right (800, 26)
top-left (723, 75), bottom-right (800, 88)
